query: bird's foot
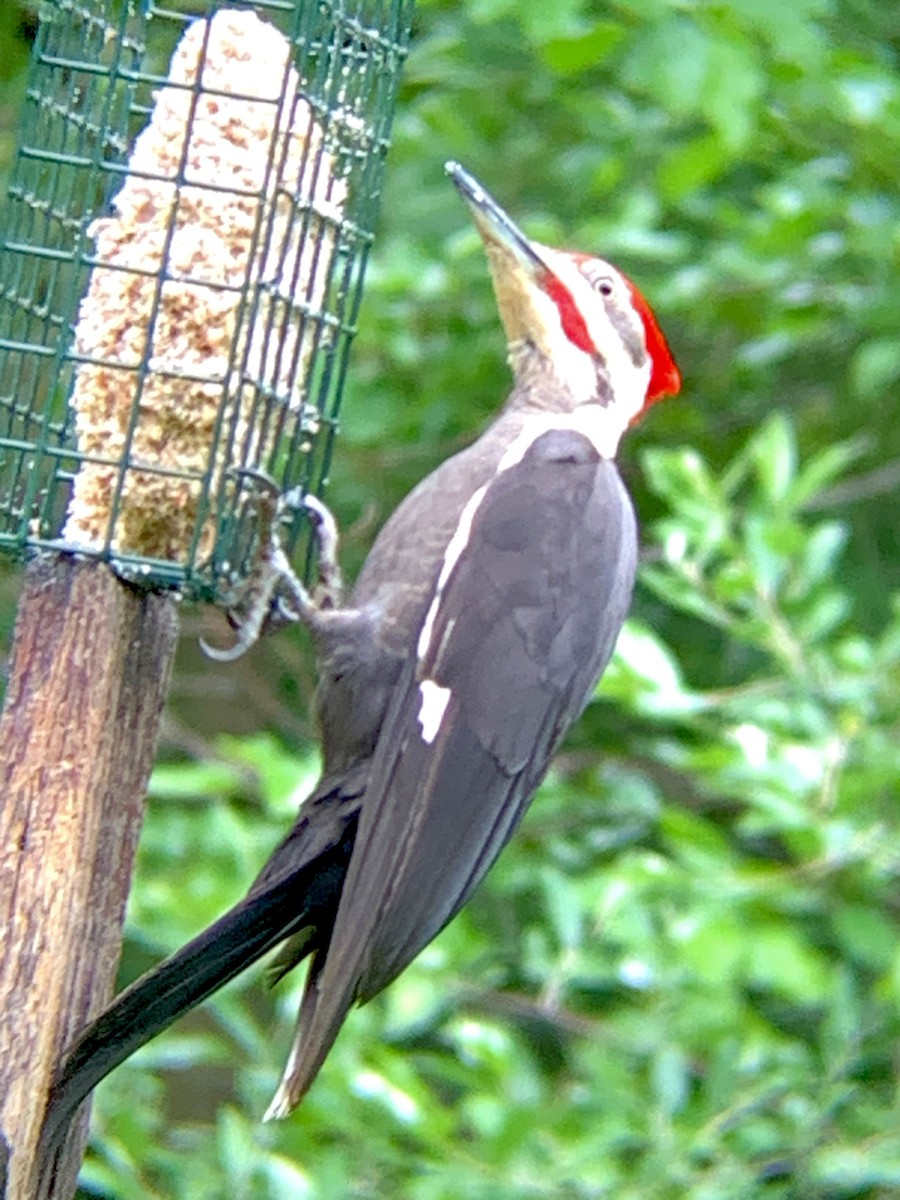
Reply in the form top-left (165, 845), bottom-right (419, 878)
top-left (201, 472), bottom-right (342, 662)
top-left (282, 488), bottom-right (343, 610)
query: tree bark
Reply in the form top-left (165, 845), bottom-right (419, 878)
top-left (0, 556), bottom-right (179, 1200)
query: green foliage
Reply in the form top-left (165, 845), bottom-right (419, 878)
top-left (1, 0), bottom-right (899, 1197)
top-left (77, 419), bottom-right (900, 1200)
top-left (0, 2), bottom-right (35, 174)
top-left (341, 0), bottom-right (900, 623)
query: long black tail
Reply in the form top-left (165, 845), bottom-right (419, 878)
top-left (36, 784), bottom-right (359, 1187)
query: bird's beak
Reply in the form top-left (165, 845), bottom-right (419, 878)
top-left (446, 161), bottom-right (548, 280)
top-left (447, 161), bottom-right (561, 352)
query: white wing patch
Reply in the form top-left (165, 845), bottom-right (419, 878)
top-left (417, 679), bottom-right (452, 744)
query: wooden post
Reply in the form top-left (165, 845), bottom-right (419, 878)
top-left (0, 555), bottom-right (179, 1200)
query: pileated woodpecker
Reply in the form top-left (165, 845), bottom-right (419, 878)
top-left (38, 163), bottom-right (681, 1163)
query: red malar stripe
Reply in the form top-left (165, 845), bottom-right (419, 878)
top-left (544, 274), bottom-right (596, 357)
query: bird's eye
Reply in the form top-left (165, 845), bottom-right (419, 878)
top-left (594, 277), bottom-right (615, 297)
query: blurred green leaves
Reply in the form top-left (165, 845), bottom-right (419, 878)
top-left (76, 416), bottom-right (900, 1199)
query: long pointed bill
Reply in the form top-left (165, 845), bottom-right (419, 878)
top-left (447, 161), bottom-right (577, 355)
top-left (446, 161), bottom-right (548, 280)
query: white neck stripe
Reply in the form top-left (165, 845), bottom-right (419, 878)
top-left (496, 406), bottom-right (626, 472)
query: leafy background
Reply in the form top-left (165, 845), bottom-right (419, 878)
top-left (2, 0), bottom-right (900, 1196)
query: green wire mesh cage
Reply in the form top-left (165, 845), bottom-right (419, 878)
top-left (0, 0), bottom-right (414, 601)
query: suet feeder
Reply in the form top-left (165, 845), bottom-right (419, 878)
top-left (0, 0), bottom-right (413, 596)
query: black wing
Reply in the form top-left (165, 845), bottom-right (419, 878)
top-left (272, 426), bottom-right (638, 1112)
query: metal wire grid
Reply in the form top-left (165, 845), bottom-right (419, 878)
top-left (0, 0), bottom-right (414, 600)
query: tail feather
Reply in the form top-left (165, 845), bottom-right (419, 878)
top-left (36, 785), bottom-right (360, 1183)
top-left (35, 879), bottom-right (306, 1176)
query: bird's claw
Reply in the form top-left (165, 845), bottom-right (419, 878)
top-left (201, 477), bottom-right (342, 662)
top-left (283, 490), bottom-right (342, 609)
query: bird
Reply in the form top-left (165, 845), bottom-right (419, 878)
top-left (38, 161), bottom-right (681, 1168)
